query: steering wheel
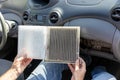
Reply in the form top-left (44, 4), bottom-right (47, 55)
top-left (0, 12), bottom-right (8, 50)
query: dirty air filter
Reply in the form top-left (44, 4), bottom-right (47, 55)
top-left (18, 26), bottom-right (80, 63)
top-left (45, 27), bottom-right (80, 63)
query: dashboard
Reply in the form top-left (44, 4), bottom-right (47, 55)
top-left (1, 0), bottom-right (120, 62)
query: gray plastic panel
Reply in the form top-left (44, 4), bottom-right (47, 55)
top-left (2, 0), bottom-right (28, 12)
top-left (3, 13), bottom-right (22, 24)
top-left (52, 0), bottom-right (118, 21)
top-left (67, 0), bottom-right (103, 5)
top-left (112, 29), bottom-right (120, 61)
top-left (20, 0), bottom-right (119, 26)
top-left (64, 18), bottom-right (116, 44)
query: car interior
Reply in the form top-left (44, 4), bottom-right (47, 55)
top-left (0, 0), bottom-right (120, 80)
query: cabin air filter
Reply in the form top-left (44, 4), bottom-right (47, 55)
top-left (18, 26), bottom-right (80, 63)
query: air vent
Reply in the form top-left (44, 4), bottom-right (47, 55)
top-left (49, 11), bottom-right (61, 24)
top-left (31, 0), bottom-right (50, 7)
top-left (23, 11), bottom-right (29, 21)
top-left (111, 8), bottom-right (120, 21)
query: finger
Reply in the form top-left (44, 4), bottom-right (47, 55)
top-left (16, 56), bottom-right (24, 61)
top-left (68, 64), bottom-right (75, 73)
top-left (15, 53), bottom-right (27, 61)
top-left (25, 58), bottom-right (32, 64)
top-left (80, 58), bottom-right (86, 68)
top-left (16, 54), bottom-right (28, 62)
top-left (23, 58), bottom-right (32, 66)
top-left (17, 48), bottom-right (27, 58)
top-left (79, 57), bottom-right (86, 71)
top-left (75, 58), bottom-right (80, 71)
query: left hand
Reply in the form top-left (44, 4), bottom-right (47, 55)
top-left (11, 50), bottom-right (32, 76)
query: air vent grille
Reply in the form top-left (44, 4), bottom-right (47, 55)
top-left (49, 12), bottom-right (60, 24)
top-left (111, 8), bottom-right (120, 21)
top-left (23, 11), bottom-right (29, 21)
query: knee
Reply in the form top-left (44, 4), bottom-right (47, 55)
top-left (91, 66), bottom-right (117, 80)
top-left (92, 72), bottom-right (116, 80)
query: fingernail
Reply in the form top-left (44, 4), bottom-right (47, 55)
top-left (77, 57), bottom-right (81, 64)
top-left (76, 58), bottom-right (79, 64)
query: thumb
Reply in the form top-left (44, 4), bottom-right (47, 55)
top-left (75, 58), bottom-right (80, 71)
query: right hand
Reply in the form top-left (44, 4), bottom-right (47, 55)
top-left (68, 57), bottom-right (86, 80)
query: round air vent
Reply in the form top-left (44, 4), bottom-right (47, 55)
top-left (49, 11), bottom-right (61, 24)
top-left (111, 8), bottom-right (120, 21)
top-left (23, 11), bottom-right (29, 21)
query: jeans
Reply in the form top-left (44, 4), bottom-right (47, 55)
top-left (91, 66), bottom-right (117, 80)
top-left (26, 62), bottom-right (116, 80)
top-left (26, 62), bottom-right (68, 80)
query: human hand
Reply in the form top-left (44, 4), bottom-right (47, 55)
top-left (68, 57), bottom-right (86, 80)
top-left (11, 50), bottom-right (32, 76)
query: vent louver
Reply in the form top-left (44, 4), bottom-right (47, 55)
top-left (111, 8), bottom-right (120, 21)
top-left (23, 11), bottom-right (29, 21)
top-left (49, 12), bottom-right (60, 24)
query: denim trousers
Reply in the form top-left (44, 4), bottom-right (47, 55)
top-left (26, 62), bottom-right (116, 80)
